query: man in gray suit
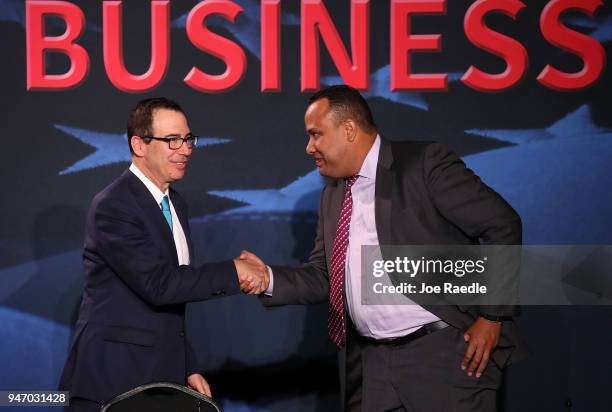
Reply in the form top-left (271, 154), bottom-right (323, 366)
top-left (240, 85), bottom-right (527, 411)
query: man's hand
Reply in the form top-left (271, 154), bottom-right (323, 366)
top-left (233, 250), bottom-right (269, 294)
top-left (187, 373), bottom-right (211, 397)
top-left (461, 317), bottom-right (501, 378)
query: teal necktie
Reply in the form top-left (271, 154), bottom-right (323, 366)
top-left (160, 195), bottom-right (173, 232)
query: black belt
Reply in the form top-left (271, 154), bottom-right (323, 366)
top-left (359, 320), bottom-right (449, 346)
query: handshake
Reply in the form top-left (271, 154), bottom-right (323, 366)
top-left (233, 251), bottom-right (270, 294)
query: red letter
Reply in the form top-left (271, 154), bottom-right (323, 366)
top-left (538, 0), bottom-right (606, 91)
top-left (103, 1), bottom-right (169, 93)
top-left (301, 0), bottom-right (370, 92)
top-left (462, 0), bottom-right (527, 92)
top-left (261, 0), bottom-right (281, 91)
top-left (391, 0), bottom-right (447, 91)
top-left (26, 0), bottom-right (89, 90)
top-left (184, 0), bottom-right (246, 92)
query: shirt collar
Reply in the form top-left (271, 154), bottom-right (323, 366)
top-left (129, 163), bottom-right (169, 206)
top-left (357, 135), bottom-right (381, 180)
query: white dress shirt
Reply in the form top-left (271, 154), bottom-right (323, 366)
top-left (344, 136), bottom-right (439, 339)
top-left (129, 163), bottom-right (190, 266)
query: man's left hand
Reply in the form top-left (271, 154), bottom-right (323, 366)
top-left (461, 317), bottom-right (501, 378)
top-left (187, 373), bottom-right (212, 397)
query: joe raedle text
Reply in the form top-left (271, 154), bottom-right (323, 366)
top-left (372, 282), bottom-right (488, 295)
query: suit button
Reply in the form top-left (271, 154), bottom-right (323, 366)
top-left (179, 331), bottom-right (185, 338)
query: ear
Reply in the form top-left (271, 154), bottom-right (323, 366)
top-left (131, 135), bottom-right (146, 157)
top-left (344, 120), bottom-right (357, 142)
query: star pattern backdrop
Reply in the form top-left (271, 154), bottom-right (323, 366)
top-left (1, 1), bottom-right (611, 411)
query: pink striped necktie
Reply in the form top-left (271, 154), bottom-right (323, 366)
top-left (328, 175), bottom-right (359, 348)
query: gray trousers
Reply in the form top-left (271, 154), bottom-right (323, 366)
top-left (344, 323), bottom-right (503, 412)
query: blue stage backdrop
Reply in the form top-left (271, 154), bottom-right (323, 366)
top-left (1, 1), bottom-right (611, 411)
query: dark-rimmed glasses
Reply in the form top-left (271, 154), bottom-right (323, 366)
top-left (139, 134), bottom-right (198, 150)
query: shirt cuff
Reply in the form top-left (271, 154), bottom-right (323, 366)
top-left (264, 265), bottom-right (274, 296)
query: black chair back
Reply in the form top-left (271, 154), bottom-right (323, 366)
top-left (101, 382), bottom-right (222, 412)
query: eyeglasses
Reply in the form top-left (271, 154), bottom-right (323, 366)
top-left (139, 134), bottom-right (198, 150)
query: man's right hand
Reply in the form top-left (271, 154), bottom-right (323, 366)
top-left (233, 250), bottom-right (269, 294)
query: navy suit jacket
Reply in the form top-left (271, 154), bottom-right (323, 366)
top-left (59, 169), bottom-right (240, 404)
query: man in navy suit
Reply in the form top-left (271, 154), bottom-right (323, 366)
top-left (59, 98), bottom-right (267, 411)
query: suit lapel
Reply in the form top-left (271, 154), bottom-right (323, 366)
top-left (125, 170), bottom-right (178, 265)
top-left (375, 138), bottom-right (394, 246)
top-left (324, 179), bottom-right (345, 257)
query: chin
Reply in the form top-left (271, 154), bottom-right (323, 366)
top-left (170, 170), bottom-right (186, 181)
top-left (318, 168), bottom-right (337, 178)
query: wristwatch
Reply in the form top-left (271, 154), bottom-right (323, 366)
top-left (479, 313), bottom-right (513, 322)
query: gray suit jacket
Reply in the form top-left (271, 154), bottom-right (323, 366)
top-left (261, 139), bottom-right (528, 368)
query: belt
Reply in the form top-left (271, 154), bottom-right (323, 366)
top-left (359, 320), bottom-right (450, 346)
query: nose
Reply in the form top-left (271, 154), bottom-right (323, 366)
top-left (306, 137), bottom-right (315, 156)
top-left (178, 140), bottom-right (193, 157)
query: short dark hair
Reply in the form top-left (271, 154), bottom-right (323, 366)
top-left (308, 85), bottom-right (376, 133)
top-left (126, 97), bottom-right (185, 154)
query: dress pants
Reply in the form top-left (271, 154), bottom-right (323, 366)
top-left (344, 321), bottom-right (503, 412)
